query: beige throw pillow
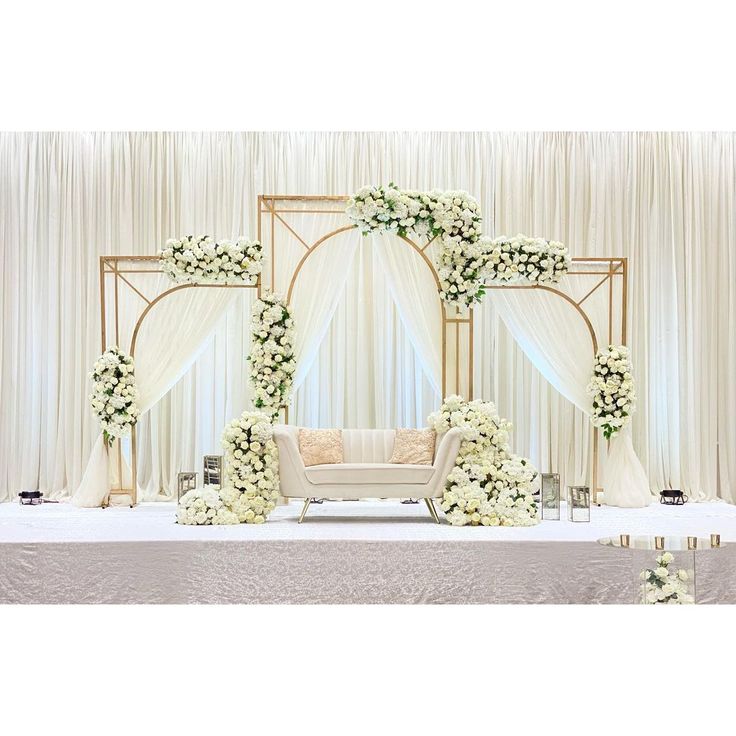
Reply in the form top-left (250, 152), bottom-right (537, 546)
top-left (389, 428), bottom-right (436, 465)
top-left (298, 428), bottom-right (344, 467)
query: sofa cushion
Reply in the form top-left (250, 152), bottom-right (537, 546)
top-left (304, 463), bottom-right (435, 486)
top-left (298, 428), bottom-right (343, 467)
top-left (389, 428), bottom-right (436, 465)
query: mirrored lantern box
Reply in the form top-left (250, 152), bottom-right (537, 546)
top-left (541, 473), bottom-right (561, 520)
top-left (177, 472), bottom-right (197, 501)
top-left (567, 485), bottom-right (590, 522)
top-left (203, 455), bottom-right (223, 488)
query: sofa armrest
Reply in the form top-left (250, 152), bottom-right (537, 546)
top-left (430, 427), bottom-right (463, 497)
top-left (273, 425), bottom-right (310, 497)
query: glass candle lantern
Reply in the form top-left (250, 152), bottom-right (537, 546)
top-left (203, 455), bottom-right (223, 488)
top-left (567, 485), bottom-right (590, 522)
top-left (541, 473), bottom-right (561, 521)
top-left (177, 472), bottom-right (197, 501)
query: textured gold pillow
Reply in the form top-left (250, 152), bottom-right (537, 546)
top-left (298, 428), bottom-right (344, 467)
top-left (389, 428), bottom-right (436, 465)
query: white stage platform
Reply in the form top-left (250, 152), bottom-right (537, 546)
top-left (2, 500), bottom-right (735, 603)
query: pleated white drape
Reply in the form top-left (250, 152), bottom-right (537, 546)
top-left (490, 288), bottom-right (651, 506)
top-left (1, 132), bottom-right (734, 503)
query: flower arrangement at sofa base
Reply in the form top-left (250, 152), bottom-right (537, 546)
top-left (639, 552), bottom-right (694, 604)
top-left (176, 410), bottom-right (280, 525)
top-left (249, 292), bottom-right (296, 420)
top-left (428, 395), bottom-right (539, 526)
top-left (89, 347), bottom-right (140, 446)
top-left (587, 344), bottom-right (636, 439)
top-left (159, 235), bottom-right (262, 284)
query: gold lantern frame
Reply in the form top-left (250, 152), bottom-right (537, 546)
top-left (99, 193), bottom-right (627, 506)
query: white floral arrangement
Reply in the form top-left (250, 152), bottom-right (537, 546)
top-left (346, 184), bottom-right (486, 308)
top-left (587, 344), bottom-right (636, 439)
top-left (249, 292), bottom-right (296, 419)
top-left (485, 234), bottom-right (570, 284)
top-left (88, 347), bottom-right (140, 446)
top-left (428, 395), bottom-right (539, 526)
top-left (159, 235), bottom-right (262, 284)
top-left (639, 552), bottom-right (694, 604)
top-left (221, 410), bottom-right (280, 524)
top-left (176, 485), bottom-right (240, 525)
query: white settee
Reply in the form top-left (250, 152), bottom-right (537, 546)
top-left (273, 426), bottom-right (463, 523)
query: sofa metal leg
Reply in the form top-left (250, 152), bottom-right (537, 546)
top-left (424, 498), bottom-right (441, 524)
top-left (298, 497), bottom-right (311, 524)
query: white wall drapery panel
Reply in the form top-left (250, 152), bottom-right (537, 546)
top-left (1, 132), bottom-right (734, 502)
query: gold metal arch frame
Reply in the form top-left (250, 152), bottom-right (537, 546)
top-left (98, 255), bottom-right (258, 506)
top-left (258, 195), bottom-right (628, 504)
top-left (99, 197), bottom-right (627, 506)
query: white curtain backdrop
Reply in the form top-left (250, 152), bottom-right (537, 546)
top-left (1, 132), bottom-right (734, 503)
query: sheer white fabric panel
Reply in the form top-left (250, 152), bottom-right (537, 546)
top-left (291, 241), bottom-right (439, 429)
top-left (1, 132), bottom-right (735, 503)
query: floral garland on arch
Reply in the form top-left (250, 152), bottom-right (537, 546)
top-left (428, 396), bottom-right (539, 527)
top-left (88, 347), bottom-right (140, 446)
top-left (159, 235), bottom-right (262, 284)
top-left (587, 344), bottom-right (635, 440)
top-left (221, 410), bottom-right (280, 524)
top-left (346, 185), bottom-right (486, 308)
top-left (485, 234), bottom-right (570, 284)
top-left (249, 292), bottom-right (296, 419)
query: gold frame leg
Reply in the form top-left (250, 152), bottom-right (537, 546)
top-left (298, 497), bottom-right (311, 524)
top-left (424, 498), bottom-right (441, 524)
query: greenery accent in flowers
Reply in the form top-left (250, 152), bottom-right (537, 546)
top-left (639, 552), bottom-right (694, 604)
top-left (159, 235), bottom-right (262, 284)
top-left (88, 347), bottom-right (140, 446)
top-left (221, 410), bottom-right (280, 524)
top-left (485, 234), bottom-right (570, 284)
top-left (428, 395), bottom-right (539, 526)
top-left (249, 291), bottom-right (295, 420)
top-left (346, 184), bottom-right (486, 308)
top-left (587, 344), bottom-right (635, 439)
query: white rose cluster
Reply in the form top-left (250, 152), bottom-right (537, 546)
top-left (176, 485), bottom-right (240, 526)
top-left (639, 552), bottom-right (694, 604)
top-left (221, 410), bottom-right (280, 524)
top-left (427, 395), bottom-right (539, 527)
top-left (485, 234), bottom-right (570, 284)
top-left (159, 235), bottom-right (262, 285)
top-left (250, 292), bottom-right (296, 419)
top-left (587, 344), bottom-right (636, 439)
top-left (346, 185), bottom-right (485, 308)
top-left (88, 346), bottom-right (140, 446)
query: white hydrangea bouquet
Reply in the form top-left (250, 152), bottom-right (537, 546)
top-left (346, 184), bottom-right (486, 308)
top-left (485, 234), bottom-right (570, 284)
top-left (640, 552), bottom-right (694, 604)
top-left (587, 344), bottom-right (636, 439)
top-left (88, 346), bottom-right (140, 446)
top-left (249, 292), bottom-right (296, 419)
top-left (176, 485), bottom-right (239, 525)
top-left (159, 235), bottom-right (262, 284)
top-left (221, 410), bottom-right (280, 524)
top-left (428, 396), bottom-right (539, 526)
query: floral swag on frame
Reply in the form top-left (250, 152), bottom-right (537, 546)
top-left (587, 344), bottom-right (636, 439)
top-left (249, 292), bottom-right (296, 419)
top-left (346, 184), bottom-right (571, 307)
top-left (159, 235), bottom-right (262, 285)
